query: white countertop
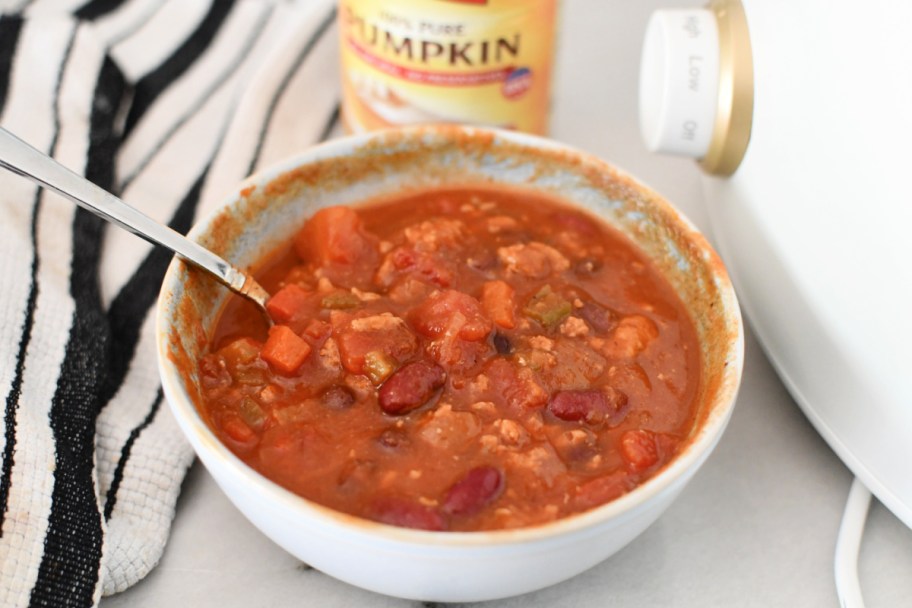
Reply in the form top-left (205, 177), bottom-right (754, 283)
top-left (102, 1), bottom-right (912, 605)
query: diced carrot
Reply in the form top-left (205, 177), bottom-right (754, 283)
top-left (266, 284), bottom-right (310, 323)
top-left (261, 325), bottom-right (312, 375)
top-left (481, 280), bottom-right (516, 329)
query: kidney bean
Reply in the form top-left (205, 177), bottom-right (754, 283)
top-left (577, 300), bottom-right (616, 334)
top-left (370, 497), bottom-right (446, 531)
top-left (548, 388), bottom-right (628, 425)
top-left (199, 355), bottom-right (231, 389)
top-left (442, 466), bottom-right (504, 516)
top-left (377, 427), bottom-right (411, 450)
top-left (493, 332), bottom-right (513, 355)
top-left (378, 360), bottom-right (446, 415)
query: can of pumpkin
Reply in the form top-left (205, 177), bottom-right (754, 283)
top-left (338, 0), bottom-right (560, 135)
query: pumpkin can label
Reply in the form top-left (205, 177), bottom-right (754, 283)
top-left (339, 0), bottom-right (559, 135)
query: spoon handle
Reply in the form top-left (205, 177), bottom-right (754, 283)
top-left (0, 127), bottom-right (270, 312)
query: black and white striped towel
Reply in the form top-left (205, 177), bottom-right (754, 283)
top-left (0, 1), bottom-right (339, 605)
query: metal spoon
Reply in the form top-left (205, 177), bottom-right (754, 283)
top-left (0, 126), bottom-right (271, 316)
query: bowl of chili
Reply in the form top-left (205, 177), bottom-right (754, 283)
top-left (157, 125), bottom-right (743, 602)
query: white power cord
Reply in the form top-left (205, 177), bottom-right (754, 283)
top-left (835, 477), bottom-right (872, 608)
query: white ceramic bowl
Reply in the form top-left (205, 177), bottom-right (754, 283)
top-left (156, 125), bottom-right (743, 602)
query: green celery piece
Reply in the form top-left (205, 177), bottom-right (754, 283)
top-left (364, 350), bottom-right (396, 384)
top-left (221, 338), bottom-right (259, 365)
top-left (234, 363), bottom-right (267, 386)
top-left (239, 397), bottom-right (266, 430)
top-left (523, 285), bottom-right (572, 328)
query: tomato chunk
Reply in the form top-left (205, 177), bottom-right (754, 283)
top-left (486, 358), bottom-right (548, 410)
top-left (619, 429), bottom-right (679, 473)
top-left (266, 284), bottom-right (311, 323)
top-left (334, 313), bottom-right (417, 375)
top-left (295, 206), bottom-right (373, 265)
top-left (412, 290), bottom-right (492, 341)
top-left (261, 325), bottom-right (312, 375)
top-left (375, 246), bottom-right (453, 288)
top-left (620, 429), bottom-right (658, 471)
top-left (222, 415), bottom-right (257, 447)
top-left (574, 470), bottom-right (632, 510)
top-left (302, 319), bottom-right (331, 340)
top-left (481, 280), bottom-right (516, 329)
top-left (258, 425), bottom-right (332, 485)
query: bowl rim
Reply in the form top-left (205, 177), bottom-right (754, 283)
top-left (156, 124), bottom-right (744, 549)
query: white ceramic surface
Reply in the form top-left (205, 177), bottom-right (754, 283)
top-left (156, 125), bottom-right (743, 602)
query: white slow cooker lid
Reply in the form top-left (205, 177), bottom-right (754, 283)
top-left (640, 0), bottom-right (912, 529)
top-left (704, 0), bottom-right (912, 528)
